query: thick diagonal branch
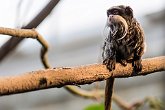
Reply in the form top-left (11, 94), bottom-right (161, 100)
top-left (0, 56), bottom-right (164, 96)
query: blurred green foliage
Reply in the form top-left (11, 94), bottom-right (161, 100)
top-left (84, 103), bottom-right (104, 110)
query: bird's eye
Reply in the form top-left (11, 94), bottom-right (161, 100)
top-left (112, 9), bottom-right (119, 15)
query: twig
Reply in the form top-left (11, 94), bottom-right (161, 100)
top-left (65, 85), bottom-right (104, 99)
top-left (0, 56), bottom-right (164, 96)
top-left (64, 86), bottom-right (137, 110)
top-left (112, 94), bottom-right (133, 110)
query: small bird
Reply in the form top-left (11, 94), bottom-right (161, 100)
top-left (102, 5), bottom-right (145, 72)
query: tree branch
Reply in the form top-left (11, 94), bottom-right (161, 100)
top-left (0, 0), bottom-right (60, 62)
top-left (0, 3), bottom-right (136, 108)
top-left (0, 27), bottom-right (164, 110)
top-left (0, 56), bottom-right (164, 96)
top-left (0, 27), bottom-right (50, 68)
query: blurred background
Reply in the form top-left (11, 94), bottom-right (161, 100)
top-left (0, 0), bottom-right (164, 110)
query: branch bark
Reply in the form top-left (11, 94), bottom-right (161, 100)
top-left (0, 56), bottom-right (164, 96)
top-left (0, 0), bottom-right (60, 62)
top-left (0, 27), bottom-right (50, 68)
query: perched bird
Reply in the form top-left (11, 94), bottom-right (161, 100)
top-left (102, 5), bottom-right (145, 110)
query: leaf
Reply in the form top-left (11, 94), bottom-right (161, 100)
top-left (84, 103), bottom-right (104, 110)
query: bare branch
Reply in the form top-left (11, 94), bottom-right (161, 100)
top-left (0, 0), bottom-right (60, 62)
top-left (0, 27), bottom-right (50, 68)
top-left (0, 56), bottom-right (164, 96)
top-left (0, 2), bottom-right (128, 106)
top-left (0, 26), bottom-right (106, 100)
top-left (0, 27), bottom-right (38, 38)
top-left (112, 94), bottom-right (132, 110)
top-left (65, 85), bottom-right (104, 99)
top-left (0, 27), bottom-right (164, 110)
